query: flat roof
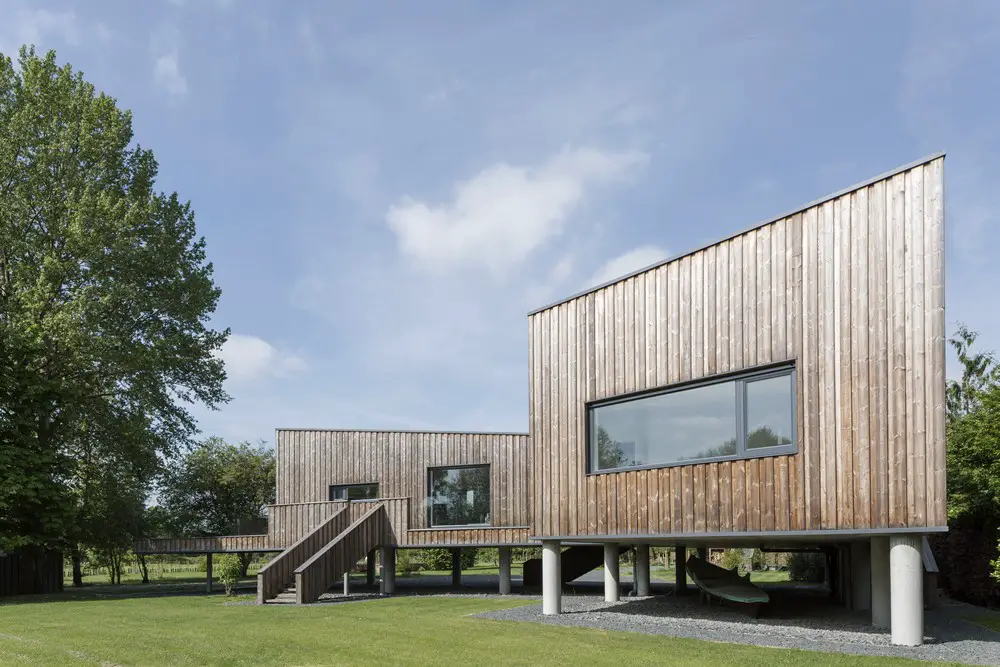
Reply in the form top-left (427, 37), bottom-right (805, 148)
top-left (527, 151), bottom-right (946, 317)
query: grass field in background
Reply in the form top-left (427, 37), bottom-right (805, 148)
top-left (0, 593), bottom-right (958, 666)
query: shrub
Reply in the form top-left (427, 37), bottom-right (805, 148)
top-left (216, 554), bottom-right (243, 596)
top-left (423, 548), bottom-right (478, 571)
top-left (396, 550), bottom-right (424, 575)
top-left (788, 552), bottom-right (826, 583)
top-left (720, 549), bottom-right (743, 572)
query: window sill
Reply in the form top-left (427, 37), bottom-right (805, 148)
top-left (587, 445), bottom-right (798, 476)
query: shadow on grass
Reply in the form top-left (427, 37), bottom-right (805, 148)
top-left (0, 579), bottom-right (258, 605)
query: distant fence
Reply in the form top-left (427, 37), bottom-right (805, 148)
top-left (0, 548), bottom-right (64, 597)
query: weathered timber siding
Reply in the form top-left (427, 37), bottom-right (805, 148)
top-left (133, 535), bottom-right (274, 554)
top-left (529, 156), bottom-right (947, 538)
top-left (268, 501), bottom-right (348, 546)
top-left (274, 430), bottom-right (531, 542)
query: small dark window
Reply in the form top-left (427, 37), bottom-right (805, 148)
top-left (427, 465), bottom-right (490, 527)
top-left (329, 483), bottom-right (380, 501)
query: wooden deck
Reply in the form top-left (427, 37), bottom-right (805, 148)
top-left (135, 498), bottom-right (534, 554)
top-left (133, 535), bottom-right (276, 554)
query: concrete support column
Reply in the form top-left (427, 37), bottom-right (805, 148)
top-left (451, 548), bottom-right (462, 587)
top-left (498, 547), bottom-right (512, 595)
top-left (542, 541), bottom-right (562, 615)
top-left (871, 536), bottom-right (890, 629)
top-left (604, 543), bottom-right (620, 602)
top-left (380, 546), bottom-right (396, 595)
top-left (890, 535), bottom-right (924, 647)
top-left (205, 553), bottom-right (213, 593)
top-left (343, 572), bottom-right (350, 596)
top-left (635, 545), bottom-right (651, 597)
top-left (675, 545), bottom-right (688, 595)
top-left (366, 550), bottom-right (376, 586)
top-left (851, 541), bottom-right (872, 612)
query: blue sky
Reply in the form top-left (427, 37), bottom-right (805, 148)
top-left (2, 1), bottom-right (998, 445)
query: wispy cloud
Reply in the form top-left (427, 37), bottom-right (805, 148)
top-left (0, 8), bottom-right (79, 56)
top-left (387, 147), bottom-right (647, 276)
top-left (216, 334), bottom-right (307, 385)
top-left (587, 245), bottom-right (669, 290)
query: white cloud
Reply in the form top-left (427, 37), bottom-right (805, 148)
top-left (153, 50), bottom-right (187, 96)
top-left (587, 244), bottom-right (668, 289)
top-left (386, 147), bottom-right (647, 275)
top-left (216, 334), bottom-right (307, 384)
top-left (0, 9), bottom-right (79, 55)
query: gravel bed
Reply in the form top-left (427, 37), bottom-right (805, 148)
top-left (475, 594), bottom-right (1000, 665)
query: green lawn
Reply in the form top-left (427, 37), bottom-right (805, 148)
top-left (0, 593), bottom-right (961, 666)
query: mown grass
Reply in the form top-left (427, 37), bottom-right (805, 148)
top-left (0, 592), bottom-right (962, 666)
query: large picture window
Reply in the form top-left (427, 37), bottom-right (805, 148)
top-left (588, 364), bottom-right (795, 473)
top-left (427, 465), bottom-right (491, 527)
top-left (329, 483), bottom-right (380, 501)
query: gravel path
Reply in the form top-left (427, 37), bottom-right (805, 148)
top-left (475, 594), bottom-right (1000, 665)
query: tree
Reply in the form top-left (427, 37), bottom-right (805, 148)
top-left (947, 323), bottom-right (1000, 422)
top-left (159, 438), bottom-right (275, 575)
top-left (944, 325), bottom-right (1000, 522)
top-left (0, 46), bottom-right (229, 552)
top-left (947, 382), bottom-right (1000, 522)
top-left (595, 426), bottom-right (627, 469)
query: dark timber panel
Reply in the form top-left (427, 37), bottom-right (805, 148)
top-left (528, 156), bottom-right (947, 538)
top-left (274, 430), bottom-right (531, 544)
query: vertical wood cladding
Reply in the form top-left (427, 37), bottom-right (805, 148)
top-left (529, 156), bottom-right (946, 537)
top-left (275, 430), bottom-right (531, 531)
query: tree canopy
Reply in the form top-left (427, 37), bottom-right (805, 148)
top-left (159, 437), bottom-right (275, 537)
top-left (0, 46), bottom-right (229, 552)
top-left (946, 323), bottom-right (1000, 522)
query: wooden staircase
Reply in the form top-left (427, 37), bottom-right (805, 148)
top-left (258, 502), bottom-right (389, 605)
top-left (266, 584), bottom-right (299, 605)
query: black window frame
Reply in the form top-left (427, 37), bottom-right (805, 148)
top-left (328, 482), bottom-right (380, 501)
top-left (426, 463), bottom-right (492, 528)
top-left (586, 361), bottom-right (797, 475)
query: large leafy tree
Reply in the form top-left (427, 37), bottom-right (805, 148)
top-left (946, 324), bottom-right (1000, 522)
top-left (159, 437), bottom-right (275, 576)
top-left (0, 46), bottom-right (229, 552)
top-left (159, 437), bottom-right (275, 536)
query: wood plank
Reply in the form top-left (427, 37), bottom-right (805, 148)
top-left (925, 158), bottom-right (947, 526)
top-left (888, 172), bottom-right (908, 527)
top-left (909, 166), bottom-right (927, 526)
top-left (853, 187), bottom-right (872, 528)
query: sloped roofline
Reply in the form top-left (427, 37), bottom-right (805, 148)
top-left (527, 151), bottom-right (946, 317)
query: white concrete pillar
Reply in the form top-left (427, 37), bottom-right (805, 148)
top-left (498, 547), bottom-right (512, 595)
top-left (635, 545), bottom-right (651, 597)
top-left (870, 537), bottom-right (890, 629)
top-left (604, 543), bottom-right (620, 602)
top-left (851, 541), bottom-right (872, 611)
top-left (890, 535), bottom-right (924, 647)
top-left (343, 572), bottom-right (350, 596)
top-left (381, 546), bottom-right (396, 595)
top-left (542, 541), bottom-right (562, 615)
